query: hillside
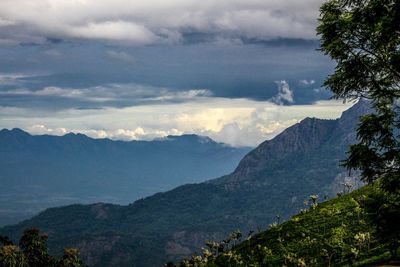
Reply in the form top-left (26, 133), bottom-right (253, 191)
top-left (0, 130), bottom-right (250, 226)
top-left (0, 100), bottom-right (371, 267)
top-left (198, 185), bottom-right (399, 266)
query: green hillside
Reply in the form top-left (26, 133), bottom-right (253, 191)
top-left (177, 184), bottom-right (399, 266)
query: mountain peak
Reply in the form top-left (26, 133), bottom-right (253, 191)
top-left (62, 132), bottom-right (90, 140)
top-left (230, 103), bottom-right (367, 181)
top-left (163, 134), bottom-right (216, 144)
top-left (0, 128), bottom-right (31, 137)
top-left (340, 99), bottom-right (371, 118)
top-left (338, 99), bottom-right (372, 128)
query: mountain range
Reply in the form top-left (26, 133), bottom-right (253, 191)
top-left (0, 131), bottom-right (250, 226)
top-left (0, 100), bottom-right (370, 266)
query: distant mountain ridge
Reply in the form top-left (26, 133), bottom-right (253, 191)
top-left (0, 130), bottom-right (251, 226)
top-left (0, 100), bottom-right (371, 267)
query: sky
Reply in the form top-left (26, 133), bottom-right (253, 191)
top-left (0, 0), bottom-right (354, 147)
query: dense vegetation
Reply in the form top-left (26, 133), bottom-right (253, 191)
top-left (0, 228), bottom-right (84, 267)
top-left (318, 0), bottom-right (400, 262)
top-left (317, 0), bottom-right (400, 194)
top-left (171, 184), bottom-right (399, 266)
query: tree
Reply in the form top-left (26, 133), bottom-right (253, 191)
top-left (317, 0), bottom-right (400, 259)
top-left (19, 228), bottom-right (54, 267)
top-left (57, 248), bottom-right (85, 267)
top-left (317, 0), bottom-right (400, 193)
top-left (0, 228), bottom-right (85, 267)
top-left (0, 245), bottom-right (28, 267)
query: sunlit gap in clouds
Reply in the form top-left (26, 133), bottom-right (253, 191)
top-left (0, 93), bottom-right (353, 147)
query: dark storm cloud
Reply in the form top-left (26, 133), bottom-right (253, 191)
top-left (0, 0), bottom-right (334, 110)
top-left (0, 82), bottom-right (213, 110)
top-left (0, 39), bottom-right (334, 110)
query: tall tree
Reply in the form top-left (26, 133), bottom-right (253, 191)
top-left (19, 228), bottom-right (55, 267)
top-left (317, 0), bottom-right (400, 193)
top-left (318, 0), bottom-right (400, 258)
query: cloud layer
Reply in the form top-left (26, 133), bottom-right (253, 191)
top-left (0, 82), bottom-right (212, 109)
top-left (0, 0), bottom-right (324, 45)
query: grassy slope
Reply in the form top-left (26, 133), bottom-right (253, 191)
top-left (210, 185), bottom-right (396, 267)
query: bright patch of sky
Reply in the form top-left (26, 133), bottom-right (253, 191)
top-left (0, 95), bottom-right (353, 147)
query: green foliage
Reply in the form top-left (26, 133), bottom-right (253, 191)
top-left (58, 248), bottom-right (84, 267)
top-left (317, 0), bottom-right (400, 194)
top-left (0, 245), bottom-right (28, 267)
top-left (19, 228), bottom-right (54, 267)
top-left (0, 229), bottom-right (85, 267)
top-left (363, 187), bottom-right (400, 259)
top-left (318, 0), bottom-right (400, 259)
top-left (165, 230), bottom-right (245, 267)
top-left (176, 185), bottom-right (397, 267)
top-left (317, 0), bottom-right (400, 100)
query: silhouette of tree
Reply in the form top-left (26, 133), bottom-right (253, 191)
top-left (317, 0), bottom-right (400, 193)
top-left (318, 0), bottom-right (400, 259)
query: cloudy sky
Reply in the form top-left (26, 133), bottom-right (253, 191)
top-left (0, 0), bottom-right (353, 146)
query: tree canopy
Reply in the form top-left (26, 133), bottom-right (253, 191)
top-left (317, 0), bottom-right (400, 193)
top-left (318, 0), bottom-right (400, 258)
top-left (0, 228), bottom-right (84, 267)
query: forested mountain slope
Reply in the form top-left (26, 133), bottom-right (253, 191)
top-left (0, 131), bottom-right (250, 226)
top-left (0, 100), bottom-right (371, 267)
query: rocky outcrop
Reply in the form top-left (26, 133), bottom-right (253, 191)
top-left (231, 100), bottom-right (370, 181)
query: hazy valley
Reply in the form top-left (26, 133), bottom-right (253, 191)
top-left (0, 131), bottom-right (250, 226)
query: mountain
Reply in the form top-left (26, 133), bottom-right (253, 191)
top-left (0, 131), bottom-right (251, 226)
top-left (0, 100), bottom-right (371, 267)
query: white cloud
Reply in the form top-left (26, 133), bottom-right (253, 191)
top-left (0, 17), bottom-right (14, 27)
top-left (68, 21), bottom-right (158, 44)
top-left (299, 79), bottom-right (315, 86)
top-left (0, 0), bottom-right (324, 45)
top-left (104, 128), bottom-right (148, 140)
top-left (25, 124), bottom-right (184, 142)
top-left (271, 80), bottom-right (294, 105)
top-left (0, 87), bottom-right (84, 98)
top-left (28, 124), bottom-right (68, 135)
top-left (153, 89), bottom-right (212, 101)
top-left (206, 119), bottom-right (298, 148)
top-left (0, 84), bottom-right (212, 105)
top-left (0, 73), bottom-right (37, 85)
